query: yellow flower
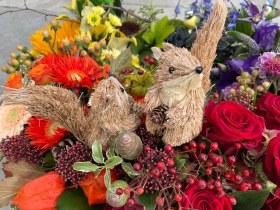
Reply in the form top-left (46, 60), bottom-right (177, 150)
top-left (87, 13), bottom-right (101, 26)
top-left (132, 55), bottom-right (141, 68)
top-left (0, 105), bottom-right (31, 140)
top-left (30, 21), bottom-right (79, 55)
top-left (92, 6), bottom-right (105, 15)
top-left (108, 14), bottom-right (122, 27)
top-left (100, 49), bottom-right (111, 61)
top-left (104, 21), bottom-right (114, 33)
top-left (111, 48), bottom-right (121, 59)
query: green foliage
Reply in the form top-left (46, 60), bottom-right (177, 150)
top-left (230, 189), bottom-right (270, 210)
top-left (105, 156), bottom-right (123, 169)
top-left (63, 0), bottom-right (90, 20)
top-left (138, 3), bottom-right (164, 22)
top-left (91, 141), bottom-right (104, 164)
top-left (56, 187), bottom-right (105, 210)
top-left (142, 16), bottom-right (175, 48)
top-left (0, 152), bottom-right (3, 162)
top-left (235, 8), bottom-right (255, 37)
top-left (89, 0), bottom-right (112, 6)
top-left (110, 48), bottom-right (132, 75)
top-left (138, 192), bottom-right (159, 210)
top-left (121, 162), bottom-right (142, 178)
top-left (43, 151), bottom-right (56, 168)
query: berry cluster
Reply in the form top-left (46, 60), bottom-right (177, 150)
top-left (56, 141), bottom-right (92, 185)
top-left (0, 133), bottom-right (43, 165)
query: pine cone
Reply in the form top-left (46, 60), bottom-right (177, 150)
top-left (150, 104), bottom-right (169, 124)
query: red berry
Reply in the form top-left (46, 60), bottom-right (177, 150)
top-left (174, 194), bottom-right (182, 202)
top-left (133, 163), bottom-right (141, 171)
top-left (239, 182), bottom-right (249, 192)
top-left (167, 158), bottom-right (175, 167)
top-left (176, 183), bottom-right (182, 189)
top-left (206, 160), bottom-right (213, 167)
top-left (216, 187), bottom-right (223, 192)
top-left (213, 93), bottom-right (219, 99)
top-left (91, 76), bottom-right (96, 82)
top-left (169, 167), bottom-right (177, 174)
top-left (210, 142), bottom-right (218, 151)
top-left (198, 142), bottom-right (206, 150)
top-left (189, 140), bottom-right (197, 149)
top-left (205, 168), bottom-right (212, 175)
top-left (216, 190), bottom-right (225, 198)
top-left (157, 161), bottom-right (166, 171)
top-left (213, 180), bottom-right (222, 188)
top-left (234, 142), bottom-right (242, 149)
top-left (182, 144), bottom-right (189, 151)
top-left (137, 187), bottom-right (144, 195)
top-left (164, 144), bottom-right (173, 153)
top-left (116, 188), bottom-right (123, 195)
top-left (106, 69), bottom-right (110, 74)
top-left (148, 58), bottom-right (155, 65)
top-left (228, 196), bottom-right (237, 205)
top-left (227, 155), bottom-right (236, 165)
top-left (207, 181), bottom-right (214, 189)
top-left (126, 198), bottom-right (135, 206)
top-left (144, 55), bottom-right (150, 61)
top-left (124, 187), bottom-right (131, 195)
top-left (138, 69), bottom-right (144, 75)
top-left (234, 174), bottom-right (242, 183)
top-left (197, 179), bottom-right (206, 189)
top-left (247, 182), bottom-right (253, 190)
top-left (223, 172), bottom-right (232, 179)
top-left (199, 153), bottom-right (208, 162)
top-left (144, 145), bottom-right (151, 152)
top-left (155, 196), bottom-right (164, 206)
top-left (210, 153), bottom-right (218, 163)
top-left (186, 176), bottom-right (195, 185)
top-left (241, 169), bottom-right (250, 178)
top-left (128, 67), bottom-right (133, 73)
top-left (151, 168), bottom-right (161, 178)
top-left (217, 155), bottom-right (223, 164)
top-left (251, 172), bottom-right (258, 178)
top-left (120, 68), bottom-right (126, 74)
top-left (253, 182), bottom-right (262, 191)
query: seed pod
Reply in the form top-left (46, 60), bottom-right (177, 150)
top-left (106, 180), bottom-right (129, 207)
top-left (115, 131), bottom-right (143, 160)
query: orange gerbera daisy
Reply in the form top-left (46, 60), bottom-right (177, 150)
top-left (51, 55), bottom-right (103, 89)
top-left (25, 117), bottom-right (68, 153)
top-left (5, 72), bottom-right (24, 90)
top-left (28, 54), bottom-right (57, 85)
top-left (30, 21), bottom-right (80, 55)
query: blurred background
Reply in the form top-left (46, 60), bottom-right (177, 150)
top-left (0, 0), bottom-right (279, 209)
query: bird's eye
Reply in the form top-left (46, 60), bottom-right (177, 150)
top-left (169, 67), bottom-right (175, 74)
top-left (120, 87), bottom-right (125, 93)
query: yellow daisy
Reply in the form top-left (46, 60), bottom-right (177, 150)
top-left (93, 6), bottom-right (105, 15)
top-left (30, 21), bottom-right (80, 55)
top-left (87, 13), bottom-right (101, 26)
top-left (108, 14), bottom-right (122, 27)
top-left (0, 105), bottom-right (31, 140)
top-left (111, 48), bottom-right (121, 59)
top-left (104, 21), bottom-right (114, 33)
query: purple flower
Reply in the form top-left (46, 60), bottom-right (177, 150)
top-left (174, 0), bottom-right (181, 15)
top-left (254, 25), bottom-right (279, 51)
top-left (217, 56), bottom-right (258, 92)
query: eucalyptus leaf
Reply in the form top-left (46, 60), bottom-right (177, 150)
top-left (138, 192), bottom-right (159, 210)
top-left (121, 162), bottom-right (141, 178)
top-left (230, 189), bottom-right (270, 210)
top-left (174, 158), bottom-right (186, 171)
top-left (105, 156), bottom-right (123, 169)
top-left (91, 141), bottom-right (104, 164)
top-left (104, 169), bottom-right (112, 191)
top-left (73, 162), bottom-right (101, 172)
top-left (110, 47), bottom-right (132, 75)
top-left (0, 152), bottom-right (3, 162)
top-left (106, 146), bottom-right (115, 159)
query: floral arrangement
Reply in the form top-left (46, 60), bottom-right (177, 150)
top-left (1, 0), bottom-right (280, 209)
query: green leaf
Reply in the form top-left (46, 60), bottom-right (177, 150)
top-left (121, 162), bottom-right (141, 178)
top-left (106, 146), bottom-right (115, 159)
top-left (91, 141), bottom-right (104, 164)
top-left (0, 152), bottom-right (3, 162)
top-left (131, 35), bottom-right (144, 55)
top-left (174, 158), bottom-right (186, 171)
top-left (235, 8), bottom-right (255, 37)
top-left (43, 151), bottom-right (56, 168)
top-left (230, 189), bottom-right (270, 210)
top-left (56, 187), bottom-right (105, 210)
top-left (142, 31), bottom-right (155, 45)
top-left (104, 169), bottom-right (111, 191)
top-left (110, 47), bottom-right (132, 75)
top-left (266, 8), bottom-right (276, 19)
top-left (154, 16), bottom-right (175, 48)
top-left (138, 192), bottom-right (159, 210)
top-left (73, 162), bottom-right (101, 172)
top-left (105, 156), bottom-right (123, 169)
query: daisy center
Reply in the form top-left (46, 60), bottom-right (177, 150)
top-left (87, 13), bottom-right (101, 26)
top-left (6, 108), bottom-right (19, 122)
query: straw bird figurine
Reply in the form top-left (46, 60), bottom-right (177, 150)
top-left (144, 0), bottom-right (228, 146)
top-left (0, 76), bottom-right (140, 148)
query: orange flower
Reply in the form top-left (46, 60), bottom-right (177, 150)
top-left (79, 169), bottom-right (118, 205)
top-left (28, 54), bottom-right (57, 85)
top-left (5, 72), bottom-right (24, 90)
top-left (51, 55), bottom-right (103, 89)
top-left (25, 117), bottom-right (68, 153)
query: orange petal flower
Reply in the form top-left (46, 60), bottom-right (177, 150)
top-left (51, 55), bottom-right (103, 89)
top-left (28, 54), bottom-right (57, 85)
top-left (25, 117), bottom-right (68, 153)
top-left (5, 72), bottom-right (24, 90)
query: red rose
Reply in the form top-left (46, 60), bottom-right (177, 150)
top-left (181, 182), bottom-right (232, 210)
top-left (256, 92), bottom-right (280, 130)
top-left (263, 134), bottom-right (280, 187)
top-left (261, 188), bottom-right (280, 210)
top-left (205, 100), bottom-right (265, 151)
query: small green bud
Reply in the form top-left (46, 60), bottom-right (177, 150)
top-left (7, 60), bottom-right (13, 66)
top-left (239, 85), bottom-right (245, 91)
top-left (245, 78), bottom-right (251, 83)
top-left (83, 36), bottom-right (90, 44)
top-left (257, 86), bottom-right (264, 92)
top-left (1, 66), bottom-right (8, 72)
top-left (8, 67), bottom-right (16, 73)
top-left (62, 38), bottom-right (70, 47)
top-left (230, 89), bottom-right (236, 94)
top-left (80, 50), bottom-right (88, 57)
top-left (16, 45), bottom-right (24, 51)
top-left (11, 59), bottom-right (19, 67)
top-left (24, 60), bottom-right (32, 67)
top-left (248, 89), bottom-right (255, 96)
top-left (75, 35), bottom-right (82, 42)
top-left (42, 29), bottom-right (50, 38)
top-left (241, 72), bottom-right (250, 78)
top-left (10, 52), bottom-right (17, 59)
top-left (262, 81), bottom-right (270, 89)
top-left (50, 19), bottom-right (58, 26)
top-left (252, 70), bottom-right (259, 77)
top-left (99, 39), bottom-right (106, 46)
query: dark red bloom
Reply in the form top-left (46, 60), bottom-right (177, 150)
top-left (262, 188), bottom-right (280, 210)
